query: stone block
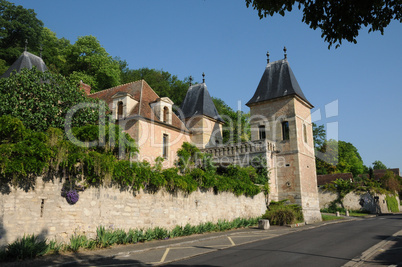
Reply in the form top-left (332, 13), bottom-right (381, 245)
top-left (258, 219), bottom-right (270, 230)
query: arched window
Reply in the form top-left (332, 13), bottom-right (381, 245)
top-left (163, 106), bottom-right (169, 123)
top-left (117, 101), bottom-right (123, 119)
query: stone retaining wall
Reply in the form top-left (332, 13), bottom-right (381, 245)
top-left (318, 188), bottom-right (401, 213)
top-left (0, 177), bottom-right (266, 247)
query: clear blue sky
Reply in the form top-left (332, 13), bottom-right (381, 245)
top-left (12, 0), bottom-right (402, 171)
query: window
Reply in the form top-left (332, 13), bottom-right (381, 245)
top-left (303, 124), bottom-right (307, 143)
top-left (117, 101), bottom-right (123, 119)
top-left (163, 106), bottom-right (169, 123)
top-left (163, 134), bottom-right (168, 159)
top-left (282, 121), bottom-right (289, 140)
top-left (259, 125), bottom-right (266, 140)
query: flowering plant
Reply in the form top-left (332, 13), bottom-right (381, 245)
top-left (65, 190), bottom-right (79, 204)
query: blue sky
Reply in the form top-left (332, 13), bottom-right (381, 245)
top-left (12, 0), bottom-right (402, 171)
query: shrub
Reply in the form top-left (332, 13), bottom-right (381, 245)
top-left (4, 234), bottom-right (48, 260)
top-left (262, 200), bottom-right (304, 225)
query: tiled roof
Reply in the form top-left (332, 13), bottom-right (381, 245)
top-left (246, 59), bottom-right (312, 107)
top-left (89, 80), bottom-right (188, 131)
top-left (317, 173), bottom-right (353, 186)
top-left (373, 168), bottom-right (400, 179)
top-left (1, 51), bottom-right (48, 78)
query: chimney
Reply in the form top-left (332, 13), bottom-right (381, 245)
top-left (79, 80), bottom-right (91, 96)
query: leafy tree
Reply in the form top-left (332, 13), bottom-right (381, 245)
top-left (121, 67), bottom-right (190, 107)
top-left (312, 123), bottom-right (325, 149)
top-left (65, 35), bottom-right (121, 91)
top-left (372, 160), bottom-right (387, 170)
top-left (380, 170), bottom-right (401, 193)
top-left (337, 141), bottom-right (364, 176)
top-left (0, 68), bottom-right (105, 132)
top-left (0, 0), bottom-right (44, 65)
top-left (212, 97), bottom-right (250, 144)
top-left (245, 0), bottom-right (402, 48)
top-left (41, 27), bottom-right (72, 74)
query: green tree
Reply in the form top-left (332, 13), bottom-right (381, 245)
top-left (41, 27), bottom-right (72, 74)
top-left (0, 0), bottom-right (44, 65)
top-left (212, 97), bottom-right (250, 144)
top-left (372, 160), bottom-right (387, 170)
top-left (337, 141), bottom-right (364, 176)
top-left (312, 123), bottom-right (325, 149)
top-left (245, 0), bottom-right (402, 48)
top-left (0, 68), bottom-right (105, 132)
top-left (65, 35), bottom-right (121, 91)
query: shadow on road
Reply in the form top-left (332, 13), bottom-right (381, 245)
top-left (1, 252), bottom-right (150, 267)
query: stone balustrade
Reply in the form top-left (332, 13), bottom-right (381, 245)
top-left (200, 139), bottom-right (276, 167)
top-left (201, 139), bottom-right (275, 157)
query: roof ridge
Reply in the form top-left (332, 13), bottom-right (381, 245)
top-left (89, 80), bottom-right (143, 96)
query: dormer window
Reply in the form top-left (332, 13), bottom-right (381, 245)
top-left (163, 106), bottom-right (169, 123)
top-left (150, 97), bottom-right (174, 125)
top-left (111, 92), bottom-right (138, 120)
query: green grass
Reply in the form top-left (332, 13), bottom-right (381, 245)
top-left (321, 214), bottom-right (345, 221)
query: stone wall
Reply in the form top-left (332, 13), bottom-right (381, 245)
top-left (0, 177), bottom-right (266, 247)
top-left (318, 188), bottom-right (401, 213)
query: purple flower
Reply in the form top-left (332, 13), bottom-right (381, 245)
top-left (66, 190), bottom-right (79, 204)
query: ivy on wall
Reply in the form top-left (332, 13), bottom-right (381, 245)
top-left (0, 116), bottom-right (268, 197)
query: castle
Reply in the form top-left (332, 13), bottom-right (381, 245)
top-left (3, 49), bottom-right (322, 223)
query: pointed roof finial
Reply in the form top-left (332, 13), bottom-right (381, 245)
top-left (284, 46), bottom-right (287, 59)
top-left (25, 39), bottom-right (28, 52)
top-left (266, 51), bottom-right (270, 63)
top-left (189, 75), bottom-right (193, 86)
top-left (39, 44), bottom-right (43, 58)
top-left (202, 72), bottom-right (205, 83)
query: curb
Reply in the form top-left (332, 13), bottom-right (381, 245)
top-left (342, 229), bottom-right (402, 267)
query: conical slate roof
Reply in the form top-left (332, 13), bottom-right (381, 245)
top-left (180, 83), bottom-right (224, 122)
top-left (246, 59), bottom-right (312, 107)
top-left (1, 51), bottom-right (48, 78)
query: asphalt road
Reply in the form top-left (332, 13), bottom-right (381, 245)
top-left (164, 215), bottom-right (402, 267)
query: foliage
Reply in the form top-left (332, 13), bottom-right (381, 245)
top-left (213, 97), bottom-right (251, 144)
top-left (323, 178), bottom-right (356, 209)
top-left (372, 160), bottom-right (387, 170)
top-left (385, 195), bottom-right (399, 212)
top-left (176, 142), bottom-right (201, 173)
top-left (0, 0), bottom-right (44, 65)
top-left (0, 68), bottom-right (105, 132)
top-left (1, 234), bottom-right (48, 261)
top-left (40, 27), bottom-right (72, 74)
top-left (380, 170), bottom-right (401, 193)
top-left (262, 200), bottom-right (303, 225)
top-left (312, 123), bottom-right (325, 149)
top-left (65, 35), bottom-right (121, 91)
top-left (245, 0), bottom-right (402, 48)
top-left (315, 138), bottom-right (364, 176)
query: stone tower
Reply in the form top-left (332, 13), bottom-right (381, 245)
top-left (246, 53), bottom-right (321, 223)
top-left (180, 81), bottom-right (224, 149)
